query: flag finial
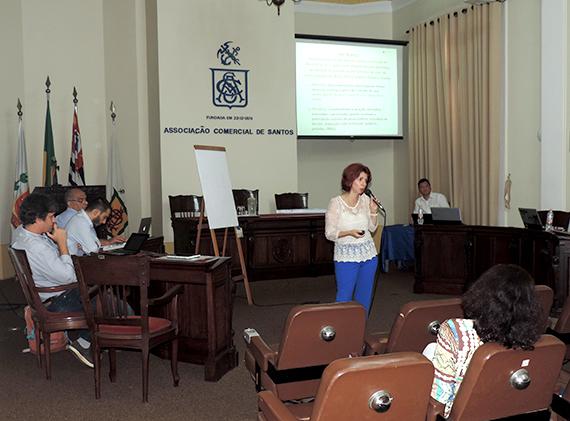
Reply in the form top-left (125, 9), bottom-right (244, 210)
top-left (17, 98), bottom-right (22, 118)
top-left (73, 86), bottom-right (78, 105)
top-left (110, 101), bottom-right (117, 122)
top-left (45, 76), bottom-right (51, 93)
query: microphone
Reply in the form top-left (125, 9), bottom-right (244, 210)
top-left (364, 189), bottom-right (385, 212)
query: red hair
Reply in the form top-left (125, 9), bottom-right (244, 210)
top-left (341, 163), bottom-right (372, 192)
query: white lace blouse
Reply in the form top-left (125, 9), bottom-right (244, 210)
top-left (325, 194), bottom-right (378, 263)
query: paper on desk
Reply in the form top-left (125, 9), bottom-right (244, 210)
top-left (157, 255), bottom-right (218, 262)
top-left (157, 254), bottom-right (201, 260)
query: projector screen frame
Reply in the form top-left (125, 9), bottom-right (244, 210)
top-left (295, 34), bottom-right (408, 141)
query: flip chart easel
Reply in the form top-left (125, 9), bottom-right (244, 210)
top-left (193, 145), bottom-right (253, 305)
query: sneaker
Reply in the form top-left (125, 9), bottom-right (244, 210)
top-left (67, 340), bottom-right (94, 369)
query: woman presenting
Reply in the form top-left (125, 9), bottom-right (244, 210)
top-left (325, 163), bottom-right (379, 315)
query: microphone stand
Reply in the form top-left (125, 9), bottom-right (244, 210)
top-left (379, 206), bottom-right (387, 227)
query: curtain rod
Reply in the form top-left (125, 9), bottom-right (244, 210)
top-left (405, 1), bottom-right (505, 34)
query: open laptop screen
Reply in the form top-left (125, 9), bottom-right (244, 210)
top-left (518, 208), bottom-right (543, 230)
top-left (138, 217), bottom-right (152, 234)
top-left (124, 233), bottom-right (149, 252)
top-left (431, 207), bottom-right (462, 225)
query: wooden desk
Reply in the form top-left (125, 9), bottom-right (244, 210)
top-left (149, 256), bottom-right (237, 381)
top-left (171, 213), bottom-right (334, 281)
top-left (415, 225), bottom-right (562, 307)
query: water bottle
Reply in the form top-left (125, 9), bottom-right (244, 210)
top-left (247, 196), bottom-right (257, 216)
top-left (546, 209), bottom-right (554, 231)
top-left (417, 208), bottom-right (424, 225)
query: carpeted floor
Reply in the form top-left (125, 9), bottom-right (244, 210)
top-left (0, 269), bottom-right (444, 420)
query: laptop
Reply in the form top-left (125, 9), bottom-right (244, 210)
top-left (138, 217), bottom-right (152, 234)
top-left (431, 207), bottom-right (462, 225)
top-left (411, 213), bottom-right (433, 225)
top-left (519, 208), bottom-right (543, 230)
top-left (103, 233), bottom-right (149, 256)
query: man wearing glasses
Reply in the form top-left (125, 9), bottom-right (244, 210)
top-left (56, 188), bottom-right (87, 228)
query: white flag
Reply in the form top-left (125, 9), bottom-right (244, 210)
top-left (106, 118), bottom-right (128, 235)
top-left (12, 118), bottom-right (30, 228)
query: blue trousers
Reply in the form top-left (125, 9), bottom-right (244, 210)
top-left (334, 256), bottom-right (378, 315)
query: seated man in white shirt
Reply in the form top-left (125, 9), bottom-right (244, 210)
top-left (66, 197), bottom-right (125, 256)
top-left (413, 178), bottom-right (450, 214)
top-left (11, 193), bottom-right (93, 368)
top-left (55, 188), bottom-right (88, 228)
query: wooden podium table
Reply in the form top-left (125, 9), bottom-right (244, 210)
top-left (171, 213), bottom-right (334, 281)
top-left (414, 225), bottom-right (563, 307)
top-left (149, 256), bottom-right (237, 381)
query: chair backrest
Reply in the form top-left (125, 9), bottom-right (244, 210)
top-left (8, 248), bottom-right (51, 318)
top-left (447, 334), bottom-right (565, 421)
top-left (386, 297), bottom-right (463, 353)
top-left (534, 284), bottom-right (553, 332)
top-left (72, 254), bottom-right (150, 334)
top-left (310, 353), bottom-right (434, 421)
top-left (168, 195), bottom-right (202, 219)
top-left (276, 302), bottom-right (366, 370)
top-left (538, 210), bottom-right (570, 229)
top-left (555, 294), bottom-right (570, 333)
top-left (274, 193), bottom-right (309, 210)
top-left (232, 189), bottom-right (259, 213)
top-left (385, 285), bottom-right (550, 354)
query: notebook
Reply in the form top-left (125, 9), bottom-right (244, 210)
top-left (519, 208), bottom-right (543, 230)
top-left (103, 233), bottom-right (149, 256)
top-left (138, 217), bottom-right (152, 234)
top-left (431, 207), bottom-right (462, 225)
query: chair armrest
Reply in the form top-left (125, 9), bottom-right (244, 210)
top-left (426, 397), bottom-right (445, 421)
top-left (87, 285), bottom-right (100, 298)
top-left (546, 327), bottom-right (570, 344)
top-left (36, 282), bottom-right (78, 293)
top-left (247, 335), bottom-right (277, 372)
top-left (364, 332), bottom-right (389, 355)
top-left (149, 285), bottom-right (184, 306)
top-left (258, 391), bottom-right (297, 421)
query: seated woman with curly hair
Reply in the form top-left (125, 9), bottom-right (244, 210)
top-left (429, 264), bottom-right (542, 418)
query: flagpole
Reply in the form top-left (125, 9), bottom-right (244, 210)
top-left (110, 101), bottom-right (116, 123)
top-left (106, 100), bottom-right (129, 235)
top-left (73, 86), bottom-right (78, 111)
top-left (45, 76), bottom-right (51, 101)
top-left (12, 98), bottom-right (30, 228)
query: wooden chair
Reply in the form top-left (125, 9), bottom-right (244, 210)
top-left (233, 189), bottom-right (259, 214)
top-left (365, 285), bottom-right (553, 355)
top-left (244, 302), bottom-right (366, 402)
top-left (8, 248), bottom-right (87, 380)
top-left (426, 335), bottom-right (565, 421)
top-left (72, 253), bottom-right (183, 402)
top-left (258, 353), bottom-right (434, 421)
top-left (547, 293), bottom-right (570, 360)
top-left (538, 210), bottom-right (570, 230)
top-left (274, 193), bottom-right (309, 210)
top-left (364, 297), bottom-right (464, 355)
top-left (168, 194), bottom-right (203, 219)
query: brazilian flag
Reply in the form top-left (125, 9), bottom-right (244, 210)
top-left (42, 99), bottom-right (58, 186)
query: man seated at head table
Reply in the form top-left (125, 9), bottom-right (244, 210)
top-left (413, 178), bottom-right (450, 214)
top-left (66, 197), bottom-right (126, 256)
top-left (11, 193), bottom-right (94, 367)
top-left (55, 187), bottom-right (88, 228)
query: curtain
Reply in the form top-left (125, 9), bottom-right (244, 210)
top-left (408, 3), bottom-right (502, 225)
